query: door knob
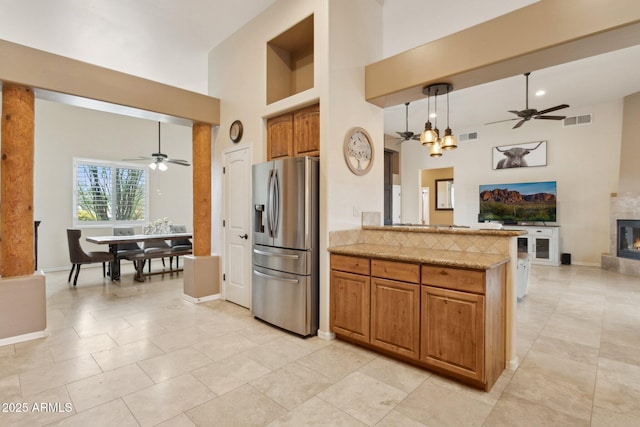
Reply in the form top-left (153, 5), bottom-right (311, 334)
top-left (238, 233), bottom-right (248, 239)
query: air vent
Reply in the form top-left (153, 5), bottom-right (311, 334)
top-left (563, 114), bottom-right (592, 127)
top-left (458, 132), bottom-right (478, 141)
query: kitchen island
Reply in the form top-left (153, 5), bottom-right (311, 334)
top-left (327, 223), bottom-right (524, 391)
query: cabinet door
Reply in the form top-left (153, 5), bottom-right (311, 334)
top-left (267, 113), bottom-right (293, 160)
top-left (293, 104), bottom-right (319, 157)
top-left (371, 278), bottom-right (420, 359)
top-left (420, 285), bottom-right (485, 382)
top-left (330, 270), bottom-right (370, 343)
top-left (533, 237), bottom-right (551, 261)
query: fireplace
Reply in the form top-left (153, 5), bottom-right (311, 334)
top-left (618, 220), bottom-right (640, 260)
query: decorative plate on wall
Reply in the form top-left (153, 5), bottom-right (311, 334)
top-left (343, 127), bottom-right (374, 175)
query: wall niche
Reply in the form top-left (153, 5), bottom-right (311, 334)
top-left (267, 14), bottom-right (314, 105)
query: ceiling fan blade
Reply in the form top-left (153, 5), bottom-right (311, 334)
top-left (508, 110), bottom-right (522, 115)
top-left (535, 115), bottom-right (566, 120)
top-left (485, 118), bottom-right (519, 125)
top-left (512, 119), bottom-right (526, 129)
top-left (411, 134), bottom-right (421, 141)
top-left (536, 104), bottom-right (569, 115)
top-left (166, 158), bottom-right (191, 166)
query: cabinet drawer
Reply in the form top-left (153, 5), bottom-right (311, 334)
top-left (330, 254), bottom-right (370, 275)
top-left (528, 227), bottom-right (554, 237)
top-left (372, 259), bottom-right (420, 283)
top-left (421, 265), bottom-right (485, 294)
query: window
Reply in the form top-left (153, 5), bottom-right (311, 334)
top-left (73, 158), bottom-right (148, 226)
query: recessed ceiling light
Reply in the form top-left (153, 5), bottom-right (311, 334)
top-left (535, 90), bottom-right (546, 97)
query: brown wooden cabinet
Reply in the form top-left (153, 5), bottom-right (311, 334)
top-left (267, 113), bottom-right (293, 159)
top-left (420, 264), bottom-right (505, 391)
top-left (267, 104), bottom-right (319, 160)
top-left (370, 259), bottom-right (420, 359)
top-left (420, 285), bottom-right (485, 382)
top-left (329, 252), bottom-right (506, 391)
top-left (330, 255), bottom-right (370, 343)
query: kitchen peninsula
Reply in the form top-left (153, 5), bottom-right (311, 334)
top-left (328, 222), bottom-right (525, 391)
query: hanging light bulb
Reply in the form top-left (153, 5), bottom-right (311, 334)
top-left (158, 162), bottom-right (168, 171)
top-left (442, 84), bottom-right (457, 150)
top-left (420, 86), bottom-right (438, 145)
top-left (149, 162), bottom-right (157, 170)
top-left (429, 139), bottom-right (443, 157)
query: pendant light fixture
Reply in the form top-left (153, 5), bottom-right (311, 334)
top-left (420, 83), bottom-right (456, 157)
top-left (420, 86), bottom-right (438, 145)
top-left (429, 89), bottom-right (442, 157)
top-left (441, 84), bottom-right (457, 150)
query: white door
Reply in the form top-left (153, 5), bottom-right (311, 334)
top-left (421, 187), bottom-right (430, 225)
top-left (392, 185), bottom-right (401, 224)
top-left (223, 146), bottom-right (251, 308)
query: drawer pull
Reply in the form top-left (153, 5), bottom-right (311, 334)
top-left (439, 270), bottom-right (449, 276)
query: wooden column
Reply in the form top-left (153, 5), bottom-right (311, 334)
top-left (192, 122), bottom-right (211, 256)
top-left (1, 84), bottom-right (35, 276)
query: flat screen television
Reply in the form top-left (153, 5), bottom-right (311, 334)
top-left (479, 181), bottom-right (557, 224)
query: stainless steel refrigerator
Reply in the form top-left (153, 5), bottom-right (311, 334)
top-left (251, 156), bottom-right (319, 336)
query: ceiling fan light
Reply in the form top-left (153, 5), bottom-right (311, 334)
top-left (429, 139), bottom-right (443, 157)
top-left (158, 162), bottom-right (168, 171)
top-left (442, 128), bottom-right (457, 150)
top-left (149, 162), bottom-right (157, 170)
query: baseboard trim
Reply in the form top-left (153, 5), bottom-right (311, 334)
top-left (182, 293), bottom-right (221, 304)
top-left (0, 330), bottom-right (48, 347)
top-left (506, 356), bottom-right (520, 371)
top-left (317, 329), bottom-right (335, 341)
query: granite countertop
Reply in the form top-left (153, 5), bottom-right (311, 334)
top-left (328, 243), bottom-right (509, 270)
top-left (363, 225), bottom-right (526, 236)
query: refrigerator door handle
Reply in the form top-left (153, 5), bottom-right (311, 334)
top-left (273, 169), bottom-right (280, 237)
top-left (253, 269), bottom-right (300, 284)
top-left (253, 248), bottom-right (300, 260)
top-left (267, 169), bottom-right (274, 237)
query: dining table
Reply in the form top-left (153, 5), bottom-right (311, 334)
top-left (86, 232), bottom-right (193, 281)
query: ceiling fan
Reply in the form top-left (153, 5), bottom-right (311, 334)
top-left (124, 122), bottom-right (191, 170)
top-left (395, 102), bottom-right (421, 142)
top-left (486, 72), bottom-right (569, 129)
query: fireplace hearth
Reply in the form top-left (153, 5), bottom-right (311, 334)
top-left (618, 220), bottom-right (640, 260)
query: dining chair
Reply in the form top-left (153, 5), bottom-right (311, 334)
top-left (169, 225), bottom-right (193, 269)
top-left (142, 239), bottom-right (170, 272)
top-left (113, 226), bottom-right (144, 275)
top-left (66, 229), bottom-right (114, 286)
top-left (113, 227), bottom-right (144, 257)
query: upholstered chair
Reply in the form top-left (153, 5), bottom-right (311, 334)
top-left (66, 229), bottom-right (114, 286)
top-left (142, 239), bottom-right (170, 272)
top-left (169, 225), bottom-right (193, 269)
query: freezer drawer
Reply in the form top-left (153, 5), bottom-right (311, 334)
top-left (253, 245), bottom-right (311, 275)
top-left (252, 265), bottom-right (317, 336)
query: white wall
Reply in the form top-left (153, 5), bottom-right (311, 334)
top-left (208, 0), bottom-right (383, 335)
top-left (33, 100), bottom-right (193, 270)
top-left (400, 99), bottom-right (623, 265)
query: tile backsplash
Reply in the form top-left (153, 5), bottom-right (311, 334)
top-left (361, 212), bottom-right (382, 227)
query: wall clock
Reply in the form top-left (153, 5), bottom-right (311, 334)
top-left (344, 127), bottom-right (374, 175)
top-left (230, 120), bottom-right (243, 143)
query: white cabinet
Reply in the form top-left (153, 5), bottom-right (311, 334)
top-left (504, 226), bottom-right (560, 266)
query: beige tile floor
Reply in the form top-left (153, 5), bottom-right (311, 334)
top-left (1, 263), bottom-right (639, 426)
